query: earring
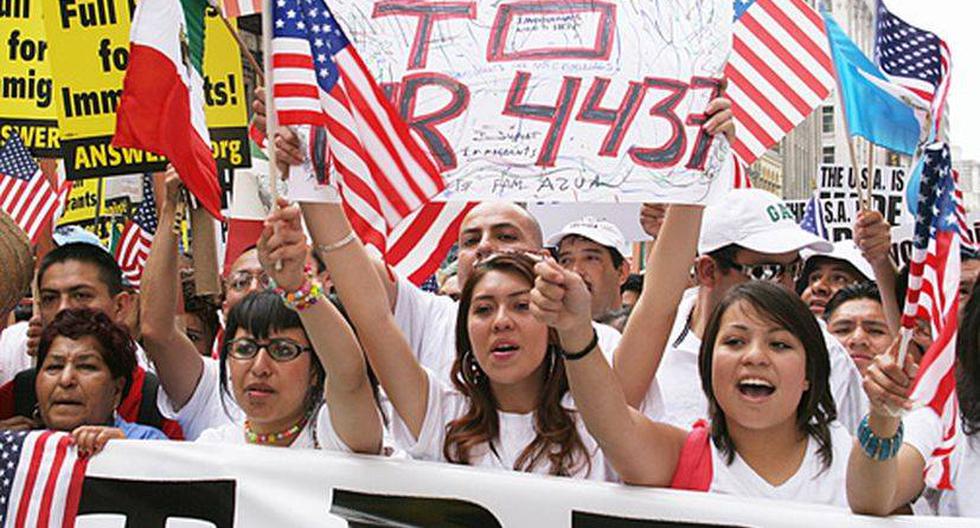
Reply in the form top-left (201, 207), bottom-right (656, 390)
top-left (463, 350), bottom-right (484, 384)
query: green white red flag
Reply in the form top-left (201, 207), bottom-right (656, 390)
top-left (112, 0), bottom-right (223, 220)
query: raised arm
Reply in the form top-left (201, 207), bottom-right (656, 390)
top-left (614, 205), bottom-right (704, 408)
top-left (847, 341), bottom-right (925, 515)
top-left (257, 204), bottom-right (382, 454)
top-left (289, 200), bottom-right (429, 438)
top-left (854, 210), bottom-right (900, 333)
top-left (531, 257), bottom-right (687, 486)
top-left (139, 168), bottom-right (204, 409)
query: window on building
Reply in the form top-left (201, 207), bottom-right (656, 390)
top-left (822, 146), bottom-right (835, 165)
top-left (822, 106), bottom-right (834, 134)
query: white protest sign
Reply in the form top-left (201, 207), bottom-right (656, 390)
top-left (816, 164), bottom-right (913, 239)
top-left (328, 0), bottom-right (732, 204)
top-left (78, 441), bottom-right (976, 527)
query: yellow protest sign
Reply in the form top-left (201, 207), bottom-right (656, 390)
top-left (59, 177), bottom-right (102, 224)
top-left (0, 0), bottom-right (60, 155)
top-left (41, 0), bottom-right (249, 179)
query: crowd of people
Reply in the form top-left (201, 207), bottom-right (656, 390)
top-left (0, 108), bottom-right (978, 521)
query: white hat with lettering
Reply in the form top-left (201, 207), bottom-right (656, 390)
top-left (800, 240), bottom-right (875, 282)
top-left (699, 189), bottom-right (833, 255)
top-left (547, 216), bottom-right (629, 259)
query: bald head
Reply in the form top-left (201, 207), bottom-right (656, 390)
top-left (456, 202), bottom-right (543, 286)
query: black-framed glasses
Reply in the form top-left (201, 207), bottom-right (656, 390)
top-left (225, 337), bottom-right (312, 362)
top-left (225, 271), bottom-right (272, 292)
top-left (719, 256), bottom-right (803, 283)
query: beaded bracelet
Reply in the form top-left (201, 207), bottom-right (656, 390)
top-left (272, 265), bottom-right (324, 312)
top-left (857, 414), bottom-right (904, 461)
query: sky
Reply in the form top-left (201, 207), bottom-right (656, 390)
top-left (884, 1), bottom-right (979, 161)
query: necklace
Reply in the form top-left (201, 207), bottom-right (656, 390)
top-left (244, 412), bottom-right (310, 445)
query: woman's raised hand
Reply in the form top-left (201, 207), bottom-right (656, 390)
top-left (863, 337), bottom-right (918, 417)
top-left (258, 198), bottom-right (309, 292)
top-left (530, 257), bottom-right (592, 332)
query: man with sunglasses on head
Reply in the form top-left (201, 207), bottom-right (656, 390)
top-left (619, 189), bottom-right (866, 433)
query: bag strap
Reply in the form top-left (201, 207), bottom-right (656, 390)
top-left (669, 419), bottom-right (713, 491)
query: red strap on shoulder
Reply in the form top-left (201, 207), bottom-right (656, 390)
top-left (669, 419), bottom-right (713, 491)
top-left (116, 366), bottom-right (145, 423)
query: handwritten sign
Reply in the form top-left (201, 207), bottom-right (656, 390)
top-left (329, 0), bottom-right (732, 203)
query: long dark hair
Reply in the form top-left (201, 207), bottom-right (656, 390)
top-left (958, 279), bottom-right (980, 435)
top-left (218, 291), bottom-right (326, 417)
top-left (698, 282), bottom-right (837, 469)
top-left (444, 253), bottom-right (591, 476)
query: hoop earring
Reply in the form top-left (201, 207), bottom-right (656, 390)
top-left (462, 349), bottom-right (484, 385)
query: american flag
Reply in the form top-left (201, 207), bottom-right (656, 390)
top-left (874, 0), bottom-right (950, 137)
top-left (799, 192), bottom-right (828, 239)
top-left (902, 142), bottom-right (960, 490)
top-left (0, 133), bottom-right (59, 245)
top-left (0, 430), bottom-right (88, 528)
top-left (388, 201), bottom-right (475, 285)
top-left (953, 169), bottom-right (978, 257)
top-left (115, 174), bottom-right (158, 289)
top-left (271, 0), bottom-right (444, 257)
top-left (726, 0), bottom-right (835, 166)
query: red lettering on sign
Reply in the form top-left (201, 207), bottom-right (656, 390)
top-left (487, 1), bottom-right (616, 62)
top-left (373, 1), bottom-right (477, 70)
top-left (576, 78), bottom-right (648, 157)
top-left (502, 71), bottom-right (581, 167)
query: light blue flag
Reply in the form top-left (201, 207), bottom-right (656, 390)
top-left (823, 13), bottom-right (921, 155)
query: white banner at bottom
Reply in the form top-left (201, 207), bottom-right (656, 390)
top-left (77, 440), bottom-right (969, 527)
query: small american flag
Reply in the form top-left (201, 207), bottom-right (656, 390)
top-left (799, 192), bottom-right (828, 240)
top-left (902, 142), bottom-right (960, 490)
top-left (271, 0), bottom-right (444, 256)
top-left (115, 174), bottom-right (158, 289)
top-left (0, 133), bottom-right (59, 245)
top-left (726, 0), bottom-right (835, 166)
top-left (388, 201), bottom-right (475, 286)
top-left (874, 0), bottom-right (950, 137)
top-left (0, 430), bottom-right (88, 528)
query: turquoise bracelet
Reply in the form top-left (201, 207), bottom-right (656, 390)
top-left (857, 414), bottom-right (904, 461)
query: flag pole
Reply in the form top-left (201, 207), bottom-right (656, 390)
top-left (208, 2), bottom-right (265, 85)
top-left (261, 0), bottom-right (283, 271)
top-left (865, 143), bottom-right (874, 211)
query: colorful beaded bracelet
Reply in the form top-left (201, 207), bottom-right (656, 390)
top-left (272, 265), bottom-right (324, 312)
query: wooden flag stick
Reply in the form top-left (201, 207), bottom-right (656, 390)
top-left (191, 205), bottom-right (222, 297)
top-left (864, 143), bottom-right (874, 212)
top-left (845, 136), bottom-right (863, 212)
top-left (209, 3), bottom-right (265, 85)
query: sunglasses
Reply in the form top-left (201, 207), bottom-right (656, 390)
top-left (226, 271), bottom-right (272, 293)
top-left (720, 257), bottom-right (803, 283)
top-left (225, 337), bottom-right (312, 362)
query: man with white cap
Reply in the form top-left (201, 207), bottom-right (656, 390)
top-left (798, 240), bottom-right (875, 317)
top-left (548, 217), bottom-right (631, 322)
top-left (615, 189), bottom-right (866, 433)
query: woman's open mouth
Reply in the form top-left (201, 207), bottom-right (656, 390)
top-left (736, 378), bottom-right (776, 402)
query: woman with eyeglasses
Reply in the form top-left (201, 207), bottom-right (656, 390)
top-left (263, 200), bottom-right (607, 479)
top-left (142, 169), bottom-right (381, 452)
top-left (531, 205), bottom-right (851, 505)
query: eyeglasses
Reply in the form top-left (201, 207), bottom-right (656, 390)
top-left (225, 271), bottom-right (271, 292)
top-left (720, 257), bottom-right (803, 283)
top-left (225, 337), bottom-right (312, 362)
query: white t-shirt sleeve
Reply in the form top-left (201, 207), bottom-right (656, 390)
top-left (389, 367), bottom-right (465, 462)
top-left (0, 322), bottom-right (31, 386)
top-left (903, 406), bottom-right (945, 462)
top-left (393, 274), bottom-right (459, 376)
top-left (313, 401), bottom-right (355, 453)
top-left (156, 357), bottom-right (241, 440)
top-left (821, 323), bottom-right (867, 434)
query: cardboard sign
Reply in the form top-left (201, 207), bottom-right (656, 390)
top-left (328, 0), bottom-right (732, 204)
top-left (816, 164), bottom-right (912, 241)
top-left (0, 0), bottom-right (59, 155)
top-left (40, 1), bottom-right (249, 178)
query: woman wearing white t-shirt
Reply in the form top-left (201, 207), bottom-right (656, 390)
top-left (142, 169), bottom-right (382, 453)
top-left (848, 279), bottom-right (980, 517)
top-left (282, 200), bottom-right (605, 480)
top-left (532, 206), bottom-right (850, 506)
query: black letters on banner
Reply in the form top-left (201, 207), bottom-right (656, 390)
top-left (572, 511), bottom-right (748, 528)
top-left (77, 477), bottom-right (235, 528)
top-left (329, 488), bottom-right (502, 527)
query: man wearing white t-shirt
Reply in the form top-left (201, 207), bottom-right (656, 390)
top-left (617, 189), bottom-right (866, 433)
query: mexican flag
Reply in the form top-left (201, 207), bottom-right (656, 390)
top-left (113, 0), bottom-right (223, 220)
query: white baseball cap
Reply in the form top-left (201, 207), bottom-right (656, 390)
top-left (546, 216), bottom-right (629, 259)
top-left (801, 240), bottom-right (875, 282)
top-left (699, 189), bottom-right (833, 255)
